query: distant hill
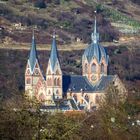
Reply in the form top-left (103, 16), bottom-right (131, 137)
top-left (0, 0), bottom-right (140, 45)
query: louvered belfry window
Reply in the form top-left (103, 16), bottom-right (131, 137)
top-left (101, 63), bottom-right (104, 73)
top-left (91, 63), bottom-right (96, 73)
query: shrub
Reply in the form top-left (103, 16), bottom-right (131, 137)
top-left (34, 0), bottom-right (47, 9)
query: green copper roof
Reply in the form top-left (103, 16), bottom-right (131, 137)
top-left (29, 32), bottom-right (37, 73)
top-left (83, 17), bottom-right (109, 64)
top-left (49, 33), bottom-right (59, 72)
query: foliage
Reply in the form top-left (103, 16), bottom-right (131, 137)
top-left (0, 83), bottom-right (139, 140)
top-left (34, 0), bottom-right (47, 9)
top-left (76, 84), bottom-right (140, 140)
top-left (0, 95), bottom-right (84, 140)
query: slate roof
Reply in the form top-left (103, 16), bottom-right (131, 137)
top-left (63, 75), bottom-right (115, 94)
top-left (82, 17), bottom-right (109, 64)
top-left (49, 34), bottom-right (59, 72)
top-left (29, 32), bottom-right (37, 73)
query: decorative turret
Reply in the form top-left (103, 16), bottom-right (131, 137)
top-left (46, 32), bottom-right (63, 101)
top-left (82, 15), bottom-right (109, 84)
top-left (25, 31), bottom-right (43, 98)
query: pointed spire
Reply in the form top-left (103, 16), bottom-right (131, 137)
top-left (91, 11), bottom-right (99, 44)
top-left (94, 16), bottom-right (97, 34)
top-left (50, 31), bottom-right (59, 72)
top-left (29, 30), bottom-right (37, 73)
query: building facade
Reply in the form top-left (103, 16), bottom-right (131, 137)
top-left (25, 18), bottom-right (126, 111)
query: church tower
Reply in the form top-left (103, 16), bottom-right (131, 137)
top-left (46, 32), bottom-right (63, 100)
top-left (82, 16), bottom-right (109, 84)
top-left (25, 31), bottom-right (43, 98)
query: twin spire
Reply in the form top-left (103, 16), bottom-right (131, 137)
top-left (28, 30), bottom-right (58, 74)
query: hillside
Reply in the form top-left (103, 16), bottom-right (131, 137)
top-left (0, 45), bottom-right (140, 100)
top-left (0, 0), bottom-right (140, 101)
top-left (0, 0), bottom-right (140, 47)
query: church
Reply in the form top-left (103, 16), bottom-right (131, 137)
top-left (25, 17), bottom-right (126, 111)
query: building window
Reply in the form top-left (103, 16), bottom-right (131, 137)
top-left (57, 78), bottom-right (60, 86)
top-left (56, 90), bottom-right (59, 95)
top-left (26, 78), bottom-right (31, 84)
top-left (101, 63), bottom-right (104, 73)
top-left (54, 78), bottom-right (57, 86)
top-left (84, 63), bottom-right (88, 73)
top-left (48, 90), bottom-right (51, 95)
top-left (95, 95), bottom-right (100, 104)
top-left (91, 63), bottom-right (96, 73)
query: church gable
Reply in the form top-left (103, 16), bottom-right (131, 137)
top-left (32, 61), bottom-right (43, 76)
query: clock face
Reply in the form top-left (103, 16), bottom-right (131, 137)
top-left (91, 75), bottom-right (97, 81)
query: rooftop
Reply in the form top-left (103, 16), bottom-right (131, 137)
top-left (63, 75), bottom-right (115, 94)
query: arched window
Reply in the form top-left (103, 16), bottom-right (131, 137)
top-left (57, 78), bottom-right (60, 86)
top-left (56, 90), bottom-right (59, 95)
top-left (95, 95), bottom-right (100, 104)
top-left (101, 63), bottom-right (104, 73)
top-left (48, 90), bottom-right (51, 95)
top-left (26, 78), bottom-right (31, 84)
top-left (85, 95), bottom-right (89, 103)
top-left (84, 63), bottom-right (88, 73)
top-left (54, 78), bottom-right (57, 86)
top-left (91, 63), bottom-right (96, 73)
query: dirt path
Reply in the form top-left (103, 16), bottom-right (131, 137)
top-left (0, 37), bottom-right (139, 51)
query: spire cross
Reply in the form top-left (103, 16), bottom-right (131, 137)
top-left (91, 10), bottom-right (99, 44)
top-left (32, 29), bottom-right (35, 40)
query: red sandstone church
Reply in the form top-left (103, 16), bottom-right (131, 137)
top-left (25, 17), bottom-right (126, 111)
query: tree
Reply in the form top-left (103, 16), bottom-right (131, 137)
top-left (77, 84), bottom-right (140, 140)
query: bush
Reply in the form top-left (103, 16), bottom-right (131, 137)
top-left (34, 0), bottom-right (47, 9)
